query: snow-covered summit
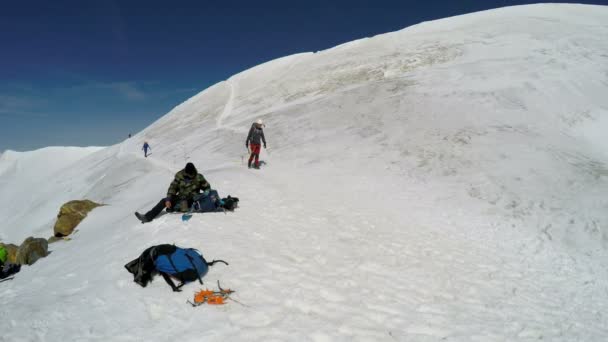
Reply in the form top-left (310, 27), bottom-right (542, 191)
top-left (1, 4), bottom-right (608, 341)
top-left (130, 3), bottom-right (608, 254)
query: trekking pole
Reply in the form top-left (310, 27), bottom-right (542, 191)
top-left (217, 281), bottom-right (248, 307)
top-left (227, 296), bottom-right (249, 307)
top-left (245, 146), bottom-right (252, 165)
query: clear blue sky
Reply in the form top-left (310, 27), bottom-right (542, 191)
top-left (1, 0), bottom-right (606, 151)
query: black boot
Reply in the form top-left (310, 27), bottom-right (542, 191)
top-left (138, 198), bottom-right (171, 223)
top-left (135, 212), bottom-right (150, 223)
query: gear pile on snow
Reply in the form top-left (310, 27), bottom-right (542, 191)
top-left (188, 281), bottom-right (235, 306)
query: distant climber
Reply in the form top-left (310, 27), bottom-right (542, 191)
top-left (142, 141), bottom-right (151, 157)
top-left (134, 162), bottom-right (211, 223)
top-left (0, 245), bottom-right (21, 280)
top-left (245, 119), bottom-right (266, 169)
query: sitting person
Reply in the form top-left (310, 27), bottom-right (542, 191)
top-left (135, 162), bottom-right (210, 223)
top-left (0, 246), bottom-right (21, 280)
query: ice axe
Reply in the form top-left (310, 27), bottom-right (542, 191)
top-left (182, 201), bottom-right (199, 221)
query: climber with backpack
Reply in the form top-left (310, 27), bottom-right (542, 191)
top-left (245, 119), bottom-right (267, 169)
top-left (134, 162), bottom-right (211, 223)
top-left (124, 244), bottom-right (228, 292)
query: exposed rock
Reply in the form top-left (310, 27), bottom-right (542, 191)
top-left (15, 237), bottom-right (48, 265)
top-left (48, 236), bottom-right (64, 244)
top-left (0, 243), bottom-right (19, 263)
top-left (53, 200), bottom-right (102, 237)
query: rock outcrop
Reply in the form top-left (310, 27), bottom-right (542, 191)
top-left (0, 243), bottom-right (19, 264)
top-left (15, 237), bottom-right (48, 265)
top-left (53, 200), bottom-right (102, 237)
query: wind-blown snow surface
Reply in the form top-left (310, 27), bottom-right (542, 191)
top-left (0, 147), bottom-right (104, 241)
top-left (2, 4), bottom-right (608, 341)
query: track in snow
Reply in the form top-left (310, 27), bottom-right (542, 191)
top-left (216, 79), bottom-right (236, 129)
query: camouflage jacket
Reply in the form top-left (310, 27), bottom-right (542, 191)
top-left (166, 170), bottom-right (210, 200)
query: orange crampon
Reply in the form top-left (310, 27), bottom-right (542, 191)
top-left (220, 288), bottom-right (233, 295)
top-left (194, 289), bottom-right (215, 304)
top-left (189, 281), bottom-right (235, 307)
top-left (206, 295), bottom-right (226, 305)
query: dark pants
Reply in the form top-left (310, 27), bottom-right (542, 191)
top-left (0, 263), bottom-right (21, 279)
top-left (143, 196), bottom-right (193, 221)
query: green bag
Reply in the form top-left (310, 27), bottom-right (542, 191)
top-left (0, 246), bottom-right (7, 263)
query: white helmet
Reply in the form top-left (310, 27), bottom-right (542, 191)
top-left (256, 119), bottom-right (263, 125)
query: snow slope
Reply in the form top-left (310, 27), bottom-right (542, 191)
top-left (0, 146), bottom-right (104, 242)
top-left (1, 4), bottom-right (608, 341)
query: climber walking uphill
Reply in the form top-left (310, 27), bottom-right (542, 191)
top-left (142, 141), bottom-right (151, 158)
top-left (245, 119), bottom-right (266, 169)
top-left (135, 162), bottom-right (210, 223)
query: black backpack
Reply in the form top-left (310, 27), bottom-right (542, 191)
top-left (221, 196), bottom-right (239, 211)
top-left (190, 192), bottom-right (239, 212)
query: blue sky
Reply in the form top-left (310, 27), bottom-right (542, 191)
top-left (1, 0), bottom-right (606, 151)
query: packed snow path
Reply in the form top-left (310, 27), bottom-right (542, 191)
top-left (1, 4), bottom-right (608, 341)
top-left (216, 79), bottom-right (236, 129)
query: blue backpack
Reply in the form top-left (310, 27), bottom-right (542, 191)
top-left (153, 245), bottom-right (228, 292)
top-left (192, 190), bottom-right (224, 212)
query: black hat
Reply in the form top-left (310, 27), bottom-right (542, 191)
top-left (184, 162), bottom-right (197, 176)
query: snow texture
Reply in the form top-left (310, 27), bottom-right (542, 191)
top-left (1, 4), bottom-right (608, 341)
